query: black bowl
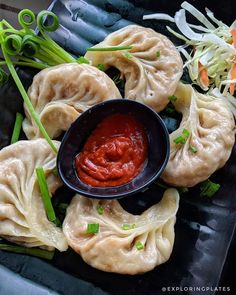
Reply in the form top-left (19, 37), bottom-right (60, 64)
top-left (57, 99), bottom-right (170, 199)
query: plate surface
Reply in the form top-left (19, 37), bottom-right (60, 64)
top-left (0, 0), bottom-right (236, 294)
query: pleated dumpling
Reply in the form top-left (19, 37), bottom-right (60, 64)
top-left (0, 139), bottom-right (68, 251)
top-left (85, 25), bottom-right (183, 112)
top-left (23, 63), bottom-right (121, 139)
top-left (63, 189), bottom-right (179, 274)
top-left (162, 83), bottom-right (235, 187)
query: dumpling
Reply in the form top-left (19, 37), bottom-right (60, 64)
top-left (161, 83), bottom-right (235, 187)
top-left (0, 139), bottom-right (67, 251)
top-left (23, 63), bottom-right (121, 139)
top-left (63, 189), bottom-right (179, 274)
top-left (85, 25), bottom-right (183, 112)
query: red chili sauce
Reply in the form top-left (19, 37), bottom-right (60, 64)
top-left (75, 113), bottom-right (148, 187)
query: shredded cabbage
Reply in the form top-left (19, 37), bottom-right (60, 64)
top-left (143, 1), bottom-right (236, 100)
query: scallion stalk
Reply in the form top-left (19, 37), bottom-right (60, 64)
top-left (10, 112), bottom-right (24, 144)
top-left (0, 243), bottom-right (54, 260)
top-left (35, 167), bottom-right (56, 222)
top-left (87, 223), bottom-right (99, 234)
top-left (86, 45), bottom-right (133, 52)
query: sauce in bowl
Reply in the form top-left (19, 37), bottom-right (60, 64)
top-left (75, 113), bottom-right (148, 187)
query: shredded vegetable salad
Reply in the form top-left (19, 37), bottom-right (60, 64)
top-left (143, 1), bottom-right (236, 99)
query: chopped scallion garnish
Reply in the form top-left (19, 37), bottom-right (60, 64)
top-left (96, 63), bottom-right (105, 71)
top-left (199, 179), bottom-right (220, 198)
top-left (173, 128), bottom-right (190, 145)
top-left (156, 50), bottom-right (161, 57)
top-left (36, 167), bottom-right (56, 222)
top-left (10, 112), bottom-right (23, 144)
top-left (135, 241), bottom-right (144, 251)
top-left (168, 95), bottom-right (177, 102)
top-left (122, 223), bottom-right (136, 230)
top-left (0, 243), bottom-right (54, 260)
top-left (166, 105), bottom-right (176, 114)
top-left (124, 52), bottom-right (133, 59)
top-left (77, 56), bottom-right (90, 64)
top-left (189, 145), bottom-right (198, 154)
top-left (86, 45), bottom-right (133, 52)
top-left (178, 187), bottom-right (189, 194)
top-left (96, 205), bottom-right (104, 215)
top-left (87, 223), bottom-right (99, 234)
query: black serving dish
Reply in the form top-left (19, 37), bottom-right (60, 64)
top-left (0, 1), bottom-right (236, 294)
top-left (57, 99), bottom-right (170, 199)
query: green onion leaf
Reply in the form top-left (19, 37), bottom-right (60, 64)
top-left (77, 56), bottom-right (90, 64)
top-left (86, 45), bottom-right (133, 52)
top-left (124, 52), bottom-right (133, 59)
top-left (96, 63), bottom-right (105, 71)
top-left (166, 105), bottom-right (176, 114)
top-left (10, 112), bottom-right (24, 144)
top-left (189, 145), bottom-right (198, 154)
top-left (199, 179), bottom-right (220, 198)
top-left (168, 95), bottom-right (177, 103)
top-left (0, 243), bottom-right (54, 260)
top-left (178, 187), bottom-right (189, 194)
top-left (182, 128), bottom-right (190, 138)
top-left (87, 223), bottom-right (99, 234)
top-left (4, 34), bottom-right (23, 55)
top-left (96, 205), bottom-right (104, 215)
top-left (173, 135), bottom-right (186, 144)
top-left (122, 223), bottom-right (136, 230)
top-left (135, 241), bottom-right (144, 251)
top-left (36, 167), bottom-right (56, 222)
top-left (156, 50), bottom-right (161, 57)
top-left (37, 10), bottom-right (59, 32)
top-left (18, 9), bottom-right (36, 28)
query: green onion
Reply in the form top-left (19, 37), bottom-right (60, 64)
top-left (36, 167), bottom-right (56, 222)
top-left (122, 223), bottom-right (136, 230)
top-left (96, 205), bottom-right (104, 215)
top-left (1, 47), bottom-right (57, 153)
top-left (77, 56), bottom-right (90, 64)
top-left (87, 223), bottom-right (99, 234)
top-left (173, 128), bottom-right (190, 145)
top-left (166, 105), bottom-right (176, 114)
top-left (0, 243), bottom-right (54, 260)
top-left (86, 45), bottom-right (133, 52)
top-left (178, 187), bottom-right (189, 194)
top-left (168, 95), bottom-right (177, 102)
top-left (124, 52), bottom-right (133, 59)
top-left (113, 74), bottom-right (125, 88)
top-left (96, 63), bottom-right (105, 71)
top-left (18, 9), bottom-right (36, 29)
top-left (156, 50), bottom-right (161, 57)
top-left (52, 167), bottom-right (58, 176)
top-left (135, 241), bottom-right (144, 251)
top-left (10, 112), bottom-right (24, 144)
top-left (199, 179), bottom-right (220, 198)
top-left (189, 145), bottom-right (198, 154)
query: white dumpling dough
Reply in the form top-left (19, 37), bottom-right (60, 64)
top-left (23, 63), bottom-right (121, 139)
top-left (85, 25), bottom-right (183, 111)
top-left (63, 189), bottom-right (179, 274)
top-left (162, 83), bottom-right (235, 187)
top-left (0, 139), bottom-right (68, 251)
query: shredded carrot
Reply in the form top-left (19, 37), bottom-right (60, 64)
top-left (199, 61), bottom-right (209, 88)
top-left (231, 28), bottom-right (236, 48)
top-left (230, 61), bottom-right (236, 95)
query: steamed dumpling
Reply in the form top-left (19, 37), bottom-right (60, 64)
top-left (162, 83), bottom-right (235, 187)
top-left (63, 189), bottom-right (179, 274)
top-left (85, 25), bottom-right (183, 112)
top-left (0, 139), bottom-right (67, 251)
top-left (23, 63), bottom-right (121, 139)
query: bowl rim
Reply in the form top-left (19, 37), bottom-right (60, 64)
top-left (57, 99), bottom-right (170, 199)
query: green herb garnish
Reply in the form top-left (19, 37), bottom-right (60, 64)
top-left (36, 167), bottom-right (57, 222)
top-left (165, 105), bottom-right (176, 115)
top-left (10, 112), bottom-right (24, 144)
top-left (96, 63), bottom-right (105, 71)
top-left (124, 52), bottom-right (133, 59)
top-left (178, 187), bottom-right (189, 194)
top-left (86, 45), bottom-right (133, 52)
top-left (173, 128), bottom-right (190, 145)
top-left (199, 179), bottom-right (220, 198)
top-left (0, 243), bottom-right (54, 260)
top-left (156, 50), bottom-right (161, 57)
top-left (87, 223), bottom-right (99, 234)
top-left (77, 56), bottom-right (90, 64)
top-left (135, 241), bottom-right (144, 251)
top-left (189, 145), bottom-right (198, 154)
top-left (168, 95), bottom-right (177, 103)
top-left (122, 223), bottom-right (136, 230)
top-left (96, 205), bottom-right (104, 215)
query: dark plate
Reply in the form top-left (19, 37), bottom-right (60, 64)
top-left (0, 0), bottom-right (236, 294)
